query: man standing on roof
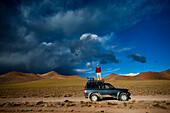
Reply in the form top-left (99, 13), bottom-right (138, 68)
top-left (95, 64), bottom-right (102, 80)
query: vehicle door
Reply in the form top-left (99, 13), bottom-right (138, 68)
top-left (103, 84), bottom-right (117, 96)
top-left (96, 84), bottom-right (105, 95)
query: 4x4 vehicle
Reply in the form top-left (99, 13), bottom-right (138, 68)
top-left (84, 80), bottom-right (131, 101)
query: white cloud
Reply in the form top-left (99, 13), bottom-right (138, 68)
top-left (111, 46), bottom-right (116, 48)
top-left (120, 73), bottom-right (139, 76)
top-left (134, 53), bottom-right (142, 57)
top-left (42, 42), bottom-right (53, 46)
top-left (106, 68), bottom-right (112, 70)
top-left (91, 61), bottom-right (99, 67)
top-left (74, 68), bottom-right (92, 73)
top-left (80, 33), bottom-right (98, 40)
top-left (86, 71), bottom-right (94, 74)
top-left (98, 32), bottom-right (114, 42)
top-left (114, 47), bottom-right (131, 52)
top-left (102, 68), bottom-right (120, 73)
top-left (86, 62), bottom-right (91, 67)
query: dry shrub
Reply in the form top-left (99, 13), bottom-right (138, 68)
top-left (36, 101), bottom-right (44, 105)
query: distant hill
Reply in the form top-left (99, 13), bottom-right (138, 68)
top-left (134, 69), bottom-right (170, 80)
top-left (1, 69), bottom-right (169, 85)
top-left (40, 71), bottom-right (86, 79)
top-left (104, 69), bottom-right (170, 80)
top-left (0, 71), bottom-right (85, 84)
top-left (104, 73), bottom-right (136, 80)
top-left (0, 71), bottom-right (41, 84)
top-left (40, 71), bottom-right (67, 79)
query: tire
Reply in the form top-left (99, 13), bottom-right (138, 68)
top-left (90, 94), bottom-right (99, 101)
top-left (119, 93), bottom-right (128, 101)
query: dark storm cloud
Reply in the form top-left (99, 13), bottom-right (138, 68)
top-left (99, 51), bottom-right (119, 64)
top-left (127, 53), bottom-right (146, 63)
top-left (0, 41), bottom-right (78, 74)
top-left (70, 33), bottom-right (118, 64)
top-left (0, 0), bottom-right (169, 75)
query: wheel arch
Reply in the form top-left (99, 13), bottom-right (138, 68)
top-left (117, 92), bottom-right (128, 99)
top-left (117, 92), bottom-right (121, 99)
top-left (88, 93), bottom-right (101, 99)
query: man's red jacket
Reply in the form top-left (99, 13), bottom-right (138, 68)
top-left (95, 67), bottom-right (101, 73)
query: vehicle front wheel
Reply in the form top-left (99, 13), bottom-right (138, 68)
top-left (90, 94), bottom-right (99, 101)
top-left (119, 93), bottom-right (128, 101)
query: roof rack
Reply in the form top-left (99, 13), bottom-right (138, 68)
top-left (88, 79), bottom-right (105, 84)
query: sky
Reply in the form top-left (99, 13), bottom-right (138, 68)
top-left (0, 0), bottom-right (170, 77)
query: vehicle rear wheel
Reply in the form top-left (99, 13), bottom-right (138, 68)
top-left (119, 93), bottom-right (128, 101)
top-left (90, 94), bottom-right (99, 101)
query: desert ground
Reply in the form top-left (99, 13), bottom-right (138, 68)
top-left (0, 97), bottom-right (169, 113)
top-left (0, 78), bottom-right (170, 113)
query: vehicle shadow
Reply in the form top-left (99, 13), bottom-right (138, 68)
top-left (99, 97), bottom-right (131, 101)
top-left (99, 97), bottom-right (118, 101)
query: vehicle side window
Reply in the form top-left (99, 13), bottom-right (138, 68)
top-left (95, 84), bottom-right (99, 89)
top-left (91, 84), bottom-right (96, 88)
top-left (102, 85), bottom-right (105, 89)
top-left (98, 84), bottom-right (103, 89)
top-left (86, 84), bottom-right (99, 89)
top-left (86, 84), bottom-right (94, 88)
top-left (108, 84), bottom-right (114, 89)
top-left (105, 84), bottom-right (110, 89)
